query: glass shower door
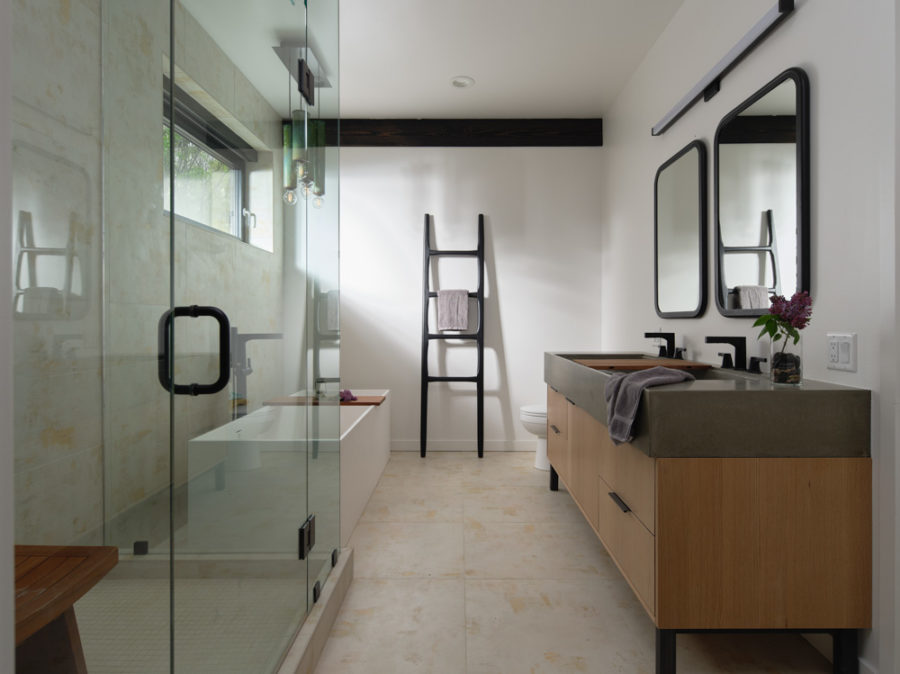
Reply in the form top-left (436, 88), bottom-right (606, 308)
top-left (98, 0), bottom-right (339, 671)
top-left (167, 0), bottom-right (333, 670)
top-left (303, 0), bottom-right (342, 609)
top-left (13, 0), bottom-right (338, 671)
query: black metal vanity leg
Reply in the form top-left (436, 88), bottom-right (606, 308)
top-left (549, 465), bottom-right (559, 491)
top-left (832, 629), bottom-right (858, 674)
top-left (656, 629), bottom-right (676, 674)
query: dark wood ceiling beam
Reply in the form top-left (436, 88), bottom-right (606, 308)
top-left (324, 118), bottom-right (602, 147)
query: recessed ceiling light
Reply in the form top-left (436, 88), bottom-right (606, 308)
top-left (450, 76), bottom-right (475, 89)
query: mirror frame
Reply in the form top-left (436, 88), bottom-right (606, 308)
top-left (654, 139), bottom-right (708, 319)
top-left (713, 66), bottom-right (810, 317)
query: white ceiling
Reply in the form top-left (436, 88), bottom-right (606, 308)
top-left (180, 0), bottom-right (685, 120)
top-left (339, 0), bottom-right (685, 118)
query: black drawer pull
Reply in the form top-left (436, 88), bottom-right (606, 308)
top-left (609, 492), bottom-right (631, 514)
top-left (550, 424), bottom-right (560, 435)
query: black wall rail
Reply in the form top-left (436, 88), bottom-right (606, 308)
top-left (651, 0), bottom-right (795, 136)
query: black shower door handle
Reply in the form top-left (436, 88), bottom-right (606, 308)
top-left (158, 305), bottom-right (230, 395)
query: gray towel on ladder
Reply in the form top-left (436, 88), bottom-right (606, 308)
top-left (604, 366), bottom-right (695, 445)
top-left (437, 289), bottom-right (469, 331)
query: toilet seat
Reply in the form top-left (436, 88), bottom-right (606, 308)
top-left (520, 404), bottom-right (546, 419)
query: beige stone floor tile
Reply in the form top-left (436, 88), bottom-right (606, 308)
top-left (316, 452), bottom-right (832, 674)
top-left (465, 578), bottom-right (830, 674)
top-left (460, 453), bottom-right (549, 489)
top-left (375, 451), bottom-right (547, 492)
top-left (466, 577), bottom-right (655, 673)
top-left (464, 519), bottom-right (617, 579)
top-left (348, 521), bottom-right (464, 579)
top-left (373, 451), bottom-right (475, 491)
top-left (463, 484), bottom-right (582, 523)
top-left (360, 483), bottom-right (464, 523)
top-left (314, 578), bottom-right (466, 674)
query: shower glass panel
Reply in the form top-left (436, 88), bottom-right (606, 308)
top-left (11, 0), bottom-right (339, 671)
top-left (305, 0), bottom-right (342, 606)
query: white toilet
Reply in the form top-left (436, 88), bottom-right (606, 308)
top-left (519, 404), bottom-right (549, 471)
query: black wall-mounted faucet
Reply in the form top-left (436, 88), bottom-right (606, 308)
top-left (705, 336), bottom-right (747, 370)
top-left (644, 332), bottom-right (675, 358)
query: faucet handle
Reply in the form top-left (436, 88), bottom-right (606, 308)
top-left (718, 352), bottom-right (734, 369)
top-left (748, 356), bottom-right (767, 374)
top-left (705, 336), bottom-right (747, 370)
top-left (644, 332), bottom-right (676, 358)
top-left (673, 347), bottom-right (686, 360)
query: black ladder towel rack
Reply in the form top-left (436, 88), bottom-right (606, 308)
top-left (719, 208), bottom-right (781, 306)
top-left (420, 213), bottom-right (485, 458)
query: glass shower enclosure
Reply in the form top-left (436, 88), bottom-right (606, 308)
top-left (11, 0), bottom-right (339, 671)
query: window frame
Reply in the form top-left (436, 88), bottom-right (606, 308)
top-left (163, 77), bottom-right (258, 241)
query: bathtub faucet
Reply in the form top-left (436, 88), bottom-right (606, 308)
top-left (231, 328), bottom-right (283, 418)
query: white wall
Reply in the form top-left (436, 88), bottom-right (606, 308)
top-left (894, 0), bottom-right (900, 660)
top-left (600, 0), bottom-right (896, 671)
top-left (0, 0), bottom-right (13, 664)
top-left (340, 1), bottom-right (898, 670)
top-left (340, 146), bottom-right (604, 451)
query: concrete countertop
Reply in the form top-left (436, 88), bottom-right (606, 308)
top-left (544, 352), bottom-right (871, 458)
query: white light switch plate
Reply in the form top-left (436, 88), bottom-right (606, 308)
top-left (826, 333), bottom-right (857, 372)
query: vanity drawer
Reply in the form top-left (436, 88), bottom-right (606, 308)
top-left (596, 474), bottom-right (655, 617)
top-left (568, 404), bottom-right (601, 530)
top-left (597, 427), bottom-right (656, 533)
top-left (547, 387), bottom-right (570, 480)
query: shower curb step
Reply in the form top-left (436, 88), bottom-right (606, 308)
top-left (107, 553), bottom-right (332, 580)
top-left (277, 547), bottom-right (354, 674)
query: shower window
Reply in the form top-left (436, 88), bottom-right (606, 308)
top-left (162, 78), bottom-right (257, 240)
top-left (163, 127), bottom-right (242, 236)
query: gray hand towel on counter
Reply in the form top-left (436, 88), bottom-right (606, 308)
top-left (437, 289), bottom-right (469, 331)
top-left (604, 366), bottom-right (696, 445)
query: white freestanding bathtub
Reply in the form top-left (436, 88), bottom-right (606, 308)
top-left (339, 390), bottom-right (391, 545)
top-left (188, 389), bottom-right (391, 547)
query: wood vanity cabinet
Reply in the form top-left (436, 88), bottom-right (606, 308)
top-left (546, 387), bottom-right (571, 486)
top-left (546, 386), bottom-right (871, 648)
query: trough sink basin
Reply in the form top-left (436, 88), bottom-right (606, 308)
top-left (544, 351), bottom-right (870, 459)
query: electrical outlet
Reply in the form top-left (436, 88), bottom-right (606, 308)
top-left (826, 333), bottom-right (857, 372)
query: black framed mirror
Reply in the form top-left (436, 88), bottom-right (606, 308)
top-left (714, 67), bottom-right (810, 317)
top-left (654, 140), bottom-right (707, 318)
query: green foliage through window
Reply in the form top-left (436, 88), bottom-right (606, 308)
top-left (163, 125), bottom-right (240, 236)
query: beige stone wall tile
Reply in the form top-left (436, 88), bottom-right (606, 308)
top-left (14, 367), bottom-right (103, 473)
top-left (106, 398), bottom-right (169, 516)
top-left (180, 6), bottom-right (234, 112)
top-left (12, 0), bottom-right (101, 136)
top-left (15, 445), bottom-right (103, 544)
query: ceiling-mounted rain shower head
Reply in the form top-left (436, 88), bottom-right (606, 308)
top-left (273, 42), bottom-right (332, 90)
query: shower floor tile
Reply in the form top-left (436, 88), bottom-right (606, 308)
top-left (314, 451), bottom-right (833, 674)
top-left (76, 577), bottom-right (305, 674)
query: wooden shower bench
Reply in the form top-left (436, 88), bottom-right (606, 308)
top-left (15, 545), bottom-right (118, 673)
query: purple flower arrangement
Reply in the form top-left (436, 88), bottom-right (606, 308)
top-left (753, 291), bottom-right (812, 384)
